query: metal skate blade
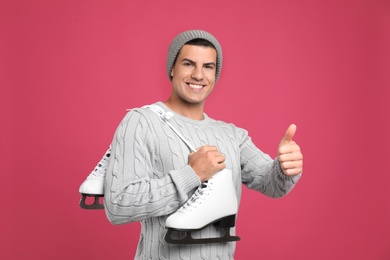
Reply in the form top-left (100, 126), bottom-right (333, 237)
top-left (80, 194), bottom-right (104, 210)
top-left (165, 228), bottom-right (240, 245)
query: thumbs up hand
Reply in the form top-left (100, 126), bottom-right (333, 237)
top-left (278, 124), bottom-right (303, 176)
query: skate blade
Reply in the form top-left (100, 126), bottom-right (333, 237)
top-left (80, 194), bottom-right (104, 210)
top-left (165, 227), bottom-right (240, 245)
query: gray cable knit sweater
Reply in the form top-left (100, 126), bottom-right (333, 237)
top-left (104, 102), bottom-right (301, 260)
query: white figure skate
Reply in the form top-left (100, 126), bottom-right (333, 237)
top-left (164, 168), bottom-right (240, 244)
top-left (79, 147), bottom-right (111, 210)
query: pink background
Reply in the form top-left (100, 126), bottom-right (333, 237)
top-left (1, 0), bottom-right (389, 259)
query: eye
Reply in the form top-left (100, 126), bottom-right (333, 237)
top-left (183, 62), bottom-right (193, 67)
top-left (205, 64), bottom-right (215, 70)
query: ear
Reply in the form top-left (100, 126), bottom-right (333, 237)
top-left (170, 68), bottom-right (174, 78)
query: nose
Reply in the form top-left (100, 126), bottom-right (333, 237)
top-left (191, 66), bottom-right (203, 81)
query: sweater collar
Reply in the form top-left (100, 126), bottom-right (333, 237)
top-left (156, 102), bottom-right (211, 126)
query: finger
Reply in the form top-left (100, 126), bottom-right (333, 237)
top-left (279, 153), bottom-right (303, 163)
top-left (195, 146), bottom-right (213, 154)
top-left (280, 124), bottom-right (297, 144)
top-left (216, 154), bottom-right (226, 163)
top-left (282, 167), bottom-right (302, 176)
top-left (278, 142), bottom-right (301, 155)
top-left (200, 145), bottom-right (219, 151)
top-left (216, 162), bottom-right (226, 170)
top-left (280, 160), bottom-right (303, 170)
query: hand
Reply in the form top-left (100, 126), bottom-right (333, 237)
top-left (188, 145), bottom-right (226, 182)
top-left (278, 124), bottom-right (303, 176)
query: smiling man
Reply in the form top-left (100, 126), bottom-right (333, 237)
top-left (103, 30), bottom-right (303, 260)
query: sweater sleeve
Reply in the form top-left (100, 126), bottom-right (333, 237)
top-left (104, 110), bottom-right (201, 225)
top-left (238, 128), bottom-right (301, 198)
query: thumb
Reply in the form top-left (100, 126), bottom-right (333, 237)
top-left (280, 124), bottom-right (297, 144)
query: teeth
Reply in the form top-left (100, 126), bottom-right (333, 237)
top-left (189, 83), bottom-right (203, 89)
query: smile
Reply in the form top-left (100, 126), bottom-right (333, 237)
top-left (187, 83), bottom-right (204, 90)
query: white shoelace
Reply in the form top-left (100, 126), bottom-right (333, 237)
top-left (179, 179), bottom-right (214, 213)
top-left (89, 148), bottom-right (111, 178)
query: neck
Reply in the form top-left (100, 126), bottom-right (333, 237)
top-left (163, 99), bottom-right (205, 120)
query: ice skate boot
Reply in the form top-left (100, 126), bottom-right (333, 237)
top-left (79, 147), bottom-right (111, 210)
top-left (164, 168), bottom-right (240, 244)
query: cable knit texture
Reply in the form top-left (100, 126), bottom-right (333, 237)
top-left (104, 102), bottom-right (301, 260)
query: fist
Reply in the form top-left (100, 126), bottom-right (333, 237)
top-left (278, 124), bottom-right (303, 176)
top-left (188, 145), bottom-right (226, 182)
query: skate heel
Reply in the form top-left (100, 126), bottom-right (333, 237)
top-left (213, 214), bottom-right (236, 228)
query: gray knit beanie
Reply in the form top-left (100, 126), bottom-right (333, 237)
top-left (166, 30), bottom-right (223, 81)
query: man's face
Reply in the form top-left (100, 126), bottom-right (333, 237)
top-left (170, 44), bottom-right (217, 106)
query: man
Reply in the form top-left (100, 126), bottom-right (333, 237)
top-left (104, 30), bottom-right (303, 259)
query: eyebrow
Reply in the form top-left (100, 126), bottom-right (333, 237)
top-left (181, 58), bottom-right (216, 67)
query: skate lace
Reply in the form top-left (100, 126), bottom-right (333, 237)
top-left (179, 179), bottom-right (213, 212)
top-left (89, 149), bottom-right (111, 178)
